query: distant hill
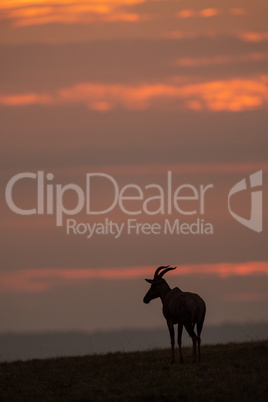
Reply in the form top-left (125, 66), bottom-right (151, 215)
top-left (1, 341), bottom-right (268, 401)
top-left (0, 322), bottom-right (268, 362)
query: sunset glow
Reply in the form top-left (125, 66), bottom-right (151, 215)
top-left (230, 8), bottom-right (246, 16)
top-left (1, 0), bottom-right (267, 336)
top-left (177, 9), bottom-right (194, 19)
top-left (199, 8), bottom-right (219, 18)
top-left (1, 262), bottom-right (268, 293)
top-left (1, 76), bottom-right (268, 112)
top-left (239, 32), bottom-right (268, 42)
top-left (0, 0), bottom-right (144, 26)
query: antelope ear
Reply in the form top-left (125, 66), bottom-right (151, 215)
top-left (145, 279), bottom-right (153, 283)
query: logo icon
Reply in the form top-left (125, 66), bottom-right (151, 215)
top-left (228, 170), bottom-right (262, 232)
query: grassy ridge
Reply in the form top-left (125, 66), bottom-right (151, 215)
top-left (0, 341), bottom-right (267, 401)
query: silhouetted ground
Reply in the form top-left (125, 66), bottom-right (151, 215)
top-left (0, 340), bottom-right (267, 401)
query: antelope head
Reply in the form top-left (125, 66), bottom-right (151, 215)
top-left (143, 265), bottom-right (176, 304)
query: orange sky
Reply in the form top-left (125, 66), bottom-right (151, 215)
top-left (0, 1), bottom-right (251, 27)
top-left (1, 76), bottom-right (268, 112)
top-left (1, 0), bottom-right (268, 334)
top-left (1, 262), bottom-right (268, 293)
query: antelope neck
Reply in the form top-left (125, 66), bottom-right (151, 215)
top-left (158, 282), bottom-right (171, 304)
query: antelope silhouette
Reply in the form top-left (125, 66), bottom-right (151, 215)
top-left (143, 265), bottom-right (206, 363)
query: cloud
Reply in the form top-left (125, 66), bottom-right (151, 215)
top-left (238, 32), bottom-right (268, 42)
top-left (177, 9), bottom-right (195, 19)
top-left (1, 262), bottom-right (268, 293)
top-left (0, 93), bottom-right (52, 106)
top-left (230, 8), bottom-right (246, 16)
top-left (161, 31), bottom-right (199, 39)
top-left (0, 0), bottom-right (145, 27)
top-left (177, 7), bottom-right (247, 20)
top-left (199, 8), bottom-right (219, 18)
top-left (177, 8), bottom-right (220, 19)
top-left (176, 53), bottom-right (268, 67)
top-left (1, 76), bottom-right (268, 112)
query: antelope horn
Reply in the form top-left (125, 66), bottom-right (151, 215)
top-left (158, 266), bottom-right (177, 278)
top-left (154, 265), bottom-right (170, 278)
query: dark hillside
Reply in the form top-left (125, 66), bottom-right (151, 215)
top-left (0, 341), bottom-right (267, 401)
